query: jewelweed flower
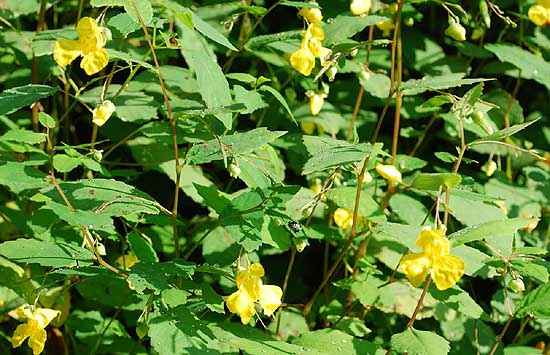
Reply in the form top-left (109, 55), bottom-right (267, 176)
top-left (116, 253), bottom-right (140, 270)
top-left (10, 305), bottom-right (60, 355)
top-left (290, 47), bottom-right (316, 76)
top-left (309, 93), bottom-right (325, 116)
top-left (334, 208), bottom-right (353, 229)
top-left (53, 17), bottom-right (109, 75)
top-left (444, 19), bottom-right (467, 41)
top-left (529, 0), bottom-right (550, 27)
top-left (290, 20), bottom-right (331, 76)
top-left (92, 100), bottom-right (116, 127)
top-left (376, 19), bottom-right (395, 37)
top-left (226, 263), bottom-right (282, 324)
top-left (400, 226), bottom-right (465, 290)
top-left (375, 163), bottom-right (402, 184)
top-left (350, 0), bottom-right (371, 16)
top-left (299, 5), bottom-right (323, 24)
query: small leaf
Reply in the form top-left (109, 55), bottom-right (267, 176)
top-left (38, 112), bottom-right (56, 128)
top-left (516, 283), bottom-right (550, 318)
top-left (53, 154), bottom-right (81, 173)
top-left (412, 173), bottom-right (462, 190)
top-left (468, 120), bottom-right (539, 147)
top-left (391, 328), bottom-right (450, 355)
top-left (449, 217), bottom-right (536, 247)
top-left (259, 85), bottom-right (296, 125)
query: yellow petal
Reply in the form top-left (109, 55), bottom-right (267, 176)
top-left (299, 7), bottom-right (323, 24)
top-left (92, 100), bottom-right (116, 127)
top-left (399, 253), bottom-right (431, 288)
top-left (76, 17), bottom-right (100, 39)
top-left (259, 285), bottom-right (282, 316)
top-left (350, 0), bottom-right (371, 16)
top-left (28, 327), bottom-right (47, 355)
top-left (53, 39), bottom-right (82, 68)
top-left (375, 163), bottom-right (402, 184)
top-left (307, 37), bottom-right (323, 57)
top-left (376, 20), bottom-right (395, 37)
top-left (309, 94), bottom-right (324, 116)
top-left (11, 323), bottom-right (32, 348)
top-left (333, 208), bottom-right (353, 229)
top-left (33, 308), bottom-right (60, 328)
top-left (226, 289), bottom-right (256, 324)
top-left (415, 226), bottom-right (449, 258)
top-left (80, 48), bottom-right (109, 75)
top-left (529, 5), bottom-right (549, 27)
top-left (431, 255), bottom-right (465, 290)
top-left (116, 253), bottom-right (140, 270)
top-left (235, 264), bottom-right (263, 300)
top-left (307, 22), bottom-right (325, 41)
top-left (537, 0), bottom-right (550, 8)
top-left (290, 48), bottom-right (316, 76)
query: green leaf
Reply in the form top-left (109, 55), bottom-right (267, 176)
top-left (449, 217), bottom-right (536, 247)
top-left (429, 286), bottom-right (484, 318)
top-left (190, 10), bottom-right (237, 51)
top-left (468, 120), bottom-right (539, 146)
top-left (201, 283), bottom-right (225, 314)
top-left (485, 44), bottom-right (550, 90)
top-left (149, 306), bottom-right (214, 355)
top-left (53, 154), bottom-right (81, 173)
top-left (293, 329), bottom-right (381, 354)
top-left (38, 112), bottom-right (56, 128)
top-left (186, 128), bottom-right (286, 164)
top-left (0, 162), bottom-right (47, 193)
top-left (128, 231), bottom-right (159, 263)
top-left (107, 12), bottom-right (141, 37)
top-left (127, 261), bottom-right (195, 294)
top-left (327, 186), bottom-right (386, 224)
top-left (324, 15), bottom-right (388, 45)
top-left (301, 136), bottom-right (377, 175)
top-left (0, 84), bottom-right (58, 115)
top-left (401, 74), bottom-right (492, 95)
top-left (178, 17), bottom-right (233, 129)
top-left (0, 239), bottom-right (94, 267)
top-left (412, 173), bottom-right (462, 190)
top-left (280, 0), bottom-right (320, 8)
top-left (233, 85), bottom-right (267, 114)
top-left (511, 260), bottom-right (549, 283)
top-left (391, 328), bottom-right (450, 355)
top-left (516, 283), bottom-right (550, 318)
top-left (1, 129), bottom-right (46, 144)
top-left (42, 201), bottom-right (115, 232)
top-left (258, 85), bottom-right (297, 125)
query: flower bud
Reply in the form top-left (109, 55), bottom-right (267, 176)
top-left (508, 278), bottom-right (525, 293)
top-left (92, 100), bottom-right (116, 127)
top-left (481, 160), bottom-right (497, 177)
top-left (309, 94), bottom-right (324, 116)
top-left (350, 0), bottom-right (371, 16)
top-left (350, 48), bottom-right (359, 57)
top-left (445, 19), bottom-right (467, 41)
top-left (362, 171), bottom-right (373, 184)
top-left (327, 66), bottom-right (337, 82)
top-left (376, 163), bottom-right (402, 184)
top-left (299, 5), bottom-right (323, 24)
top-left (228, 163), bottom-right (241, 178)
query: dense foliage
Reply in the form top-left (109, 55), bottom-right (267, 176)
top-left (1, 0), bottom-right (550, 354)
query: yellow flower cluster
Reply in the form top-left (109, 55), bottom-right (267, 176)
top-left (400, 226), bottom-right (465, 290)
top-left (10, 305), bottom-right (60, 355)
top-left (529, 0), bottom-right (550, 27)
top-left (225, 263), bottom-right (282, 324)
top-left (53, 17), bottom-right (109, 75)
top-left (290, 5), bottom-right (331, 76)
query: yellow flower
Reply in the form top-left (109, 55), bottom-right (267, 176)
top-left (481, 160), bottom-right (497, 177)
top-left (225, 263), bottom-right (282, 324)
top-left (334, 208), bottom-right (353, 229)
top-left (399, 226), bottom-right (465, 290)
top-left (92, 100), bottom-right (116, 127)
top-left (290, 47), bottom-right (316, 76)
top-left (376, 19), bottom-right (395, 37)
top-left (53, 17), bottom-right (109, 75)
top-left (362, 171), bottom-right (373, 184)
top-left (444, 19), bottom-right (467, 41)
top-left (350, 0), bottom-right (371, 16)
top-left (529, 0), bottom-right (550, 26)
top-left (299, 5), bottom-right (323, 24)
top-left (375, 163), bottom-right (402, 184)
top-left (116, 253), bottom-right (140, 270)
top-left (309, 93), bottom-right (324, 116)
top-left (10, 305), bottom-right (60, 355)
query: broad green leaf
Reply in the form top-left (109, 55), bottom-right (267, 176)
top-left (245, 30), bottom-right (303, 51)
top-left (0, 239), bottom-right (94, 267)
top-left (429, 286), bottom-right (484, 318)
top-left (178, 20), bottom-right (233, 129)
top-left (324, 15), bottom-right (388, 45)
top-left (468, 120), bottom-right (539, 146)
top-left (149, 306), bottom-right (214, 355)
top-left (412, 173), bottom-right (462, 190)
top-left (449, 217), bottom-right (536, 247)
top-left (258, 85), bottom-right (296, 124)
top-left (485, 43), bottom-right (550, 90)
top-left (293, 329), bottom-right (381, 354)
top-left (1, 129), bottom-right (46, 144)
top-left (237, 145), bottom-right (285, 188)
top-left (201, 283), bottom-right (225, 314)
top-left (42, 201), bottom-right (115, 232)
top-left (127, 261), bottom-right (195, 294)
top-left (391, 328), bottom-right (450, 355)
top-left (53, 154), bottom-right (81, 173)
top-left (190, 10), bottom-right (237, 51)
top-left (124, 0), bottom-right (153, 25)
top-left (0, 162), bottom-right (47, 193)
top-left (401, 74), bottom-right (491, 95)
top-left (0, 84), bottom-right (57, 115)
top-left (511, 260), bottom-right (549, 283)
top-left (300, 136), bottom-right (377, 175)
top-left (516, 283), bottom-right (550, 318)
top-left (107, 12), bottom-right (141, 37)
top-left (233, 85), bottom-right (267, 114)
top-left (128, 231), bottom-right (159, 263)
top-left (186, 128), bottom-right (286, 164)
top-left (38, 112), bottom-right (56, 128)
top-left (327, 186), bottom-right (386, 224)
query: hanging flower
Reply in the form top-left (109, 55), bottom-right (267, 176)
top-left (299, 4), bottom-right (323, 24)
top-left (528, 0), bottom-right (550, 27)
top-left (334, 208), bottom-right (354, 229)
top-left (225, 263), bottom-right (282, 324)
top-left (290, 19), bottom-right (331, 76)
top-left (444, 19), bottom-right (467, 41)
top-left (350, 0), bottom-right (371, 16)
top-left (399, 226), bottom-right (465, 290)
top-left (53, 17), bottom-right (109, 75)
top-left (309, 93), bottom-right (325, 116)
top-left (116, 253), bottom-right (140, 270)
top-left (10, 305), bottom-right (60, 355)
top-left (375, 163), bottom-right (402, 184)
top-left (92, 100), bottom-right (116, 127)
top-left (290, 47), bottom-right (316, 76)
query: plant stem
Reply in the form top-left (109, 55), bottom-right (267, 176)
top-left (488, 314), bottom-right (514, 355)
top-left (275, 247), bottom-right (297, 335)
top-left (129, 0), bottom-right (182, 258)
top-left (31, 0), bottom-right (48, 132)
